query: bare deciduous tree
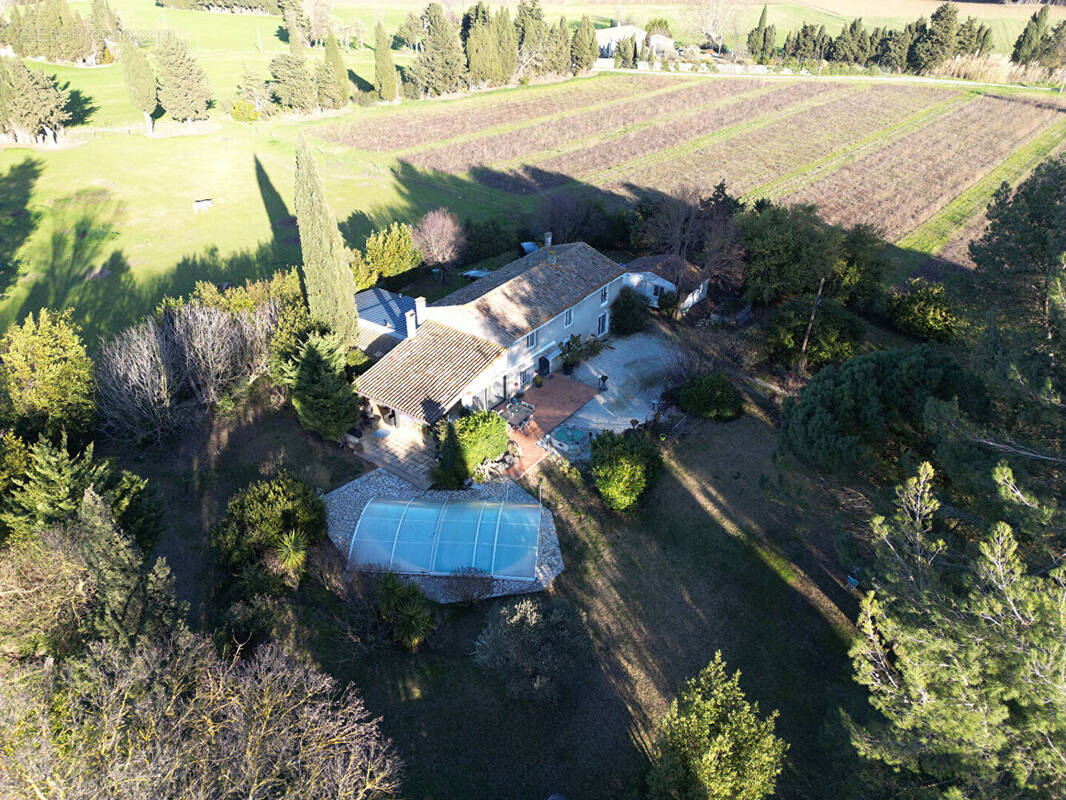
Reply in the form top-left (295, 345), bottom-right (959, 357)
top-left (95, 302), bottom-right (277, 443)
top-left (692, 0), bottom-right (733, 54)
top-left (412, 207), bottom-right (466, 267)
top-left (0, 635), bottom-right (402, 800)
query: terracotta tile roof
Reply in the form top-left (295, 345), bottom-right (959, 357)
top-left (431, 242), bottom-right (625, 342)
top-left (355, 321), bottom-right (502, 425)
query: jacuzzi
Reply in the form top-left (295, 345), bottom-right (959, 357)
top-left (550, 424), bottom-right (590, 455)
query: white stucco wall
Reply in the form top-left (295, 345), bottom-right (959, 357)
top-left (462, 276), bottom-right (624, 409)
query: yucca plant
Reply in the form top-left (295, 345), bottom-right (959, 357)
top-left (273, 530), bottom-right (308, 585)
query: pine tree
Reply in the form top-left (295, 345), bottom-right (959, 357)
top-left (293, 140), bottom-right (359, 345)
top-left (324, 30), bottom-right (350, 105)
top-left (397, 11), bottom-right (423, 51)
top-left (571, 15), bottom-right (597, 72)
top-left (647, 652), bottom-right (787, 800)
top-left (492, 8), bottom-right (518, 83)
top-left (269, 54), bottom-right (315, 112)
top-left (154, 37), bottom-right (211, 124)
top-left (0, 308), bottom-right (94, 446)
top-left (1012, 5), bottom-right (1048, 64)
top-left (373, 22), bottom-right (398, 101)
top-left (410, 3), bottom-right (467, 96)
top-left (284, 333), bottom-right (359, 440)
top-left (3, 434), bottom-right (107, 539)
top-left (77, 488), bottom-right (180, 649)
top-left (119, 40), bottom-right (157, 135)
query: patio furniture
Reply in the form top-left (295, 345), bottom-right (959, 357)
top-left (500, 400), bottom-right (535, 431)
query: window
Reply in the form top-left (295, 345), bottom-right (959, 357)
top-left (597, 311), bottom-right (608, 336)
top-left (564, 308), bottom-right (573, 327)
top-left (526, 330), bottom-right (537, 348)
top-left (653, 284), bottom-right (663, 297)
top-left (599, 286), bottom-right (609, 304)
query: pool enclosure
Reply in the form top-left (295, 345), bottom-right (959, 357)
top-left (345, 498), bottom-right (541, 581)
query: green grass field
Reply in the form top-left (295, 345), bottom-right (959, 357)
top-left (2, 0), bottom-right (1065, 345)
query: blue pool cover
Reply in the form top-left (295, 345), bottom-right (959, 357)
top-left (345, 499), bottom-right (541, 581)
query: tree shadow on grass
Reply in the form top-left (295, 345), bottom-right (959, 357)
top-left (346, 68), bottom-right (374, 94)
top-left (0, 157), bottom-right (43, 293)
top-left (62, 85), bottom-right (99, 127)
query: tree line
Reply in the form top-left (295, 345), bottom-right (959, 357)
top-left (0, 0), bottom-right (120, 65)
top-left (748, 2), bottom-right (994, 72)
top-left (403, 0), bottom-right (598, 98)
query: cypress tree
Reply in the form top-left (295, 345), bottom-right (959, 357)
top-left (515, 0), bottom-right (548, 76)
top-left (373, 22), bottom-right (398, 101)
top-left (747, 5), bottom-right (769, 59)
top-left (571, 15), bottom-right (597, 72)
top-left (493, 7), bottom-right (518, 83)
top-left (549, 16), bottom-right (570, 74)
top-left (270, 53), bottom-right (315, 112)
top-left (154, 36), bottom-right (211, 124)
top-left (1012, 5), bottom-right (1048, 64)
top-left (909, 3), bottom-right (957, 73)
top-left (293, 140), bottom-right (359, 345)
top-left (314, 59), bottom-right (341, 109)
top-left (119, 40), bottom-right (157, 135)
top-left (466, 17), bottom-right (496, 86)
top-left (460, 1), bottom-right (489, 43)
top-left (324, 30), bottom-right (350, 105)
top-left (410, 3), bottom-right (467, 96)
top-left (0, 59), bottom-right (70, 144)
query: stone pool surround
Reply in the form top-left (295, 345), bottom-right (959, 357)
top-left (324, 470), bottom-right (563, 603)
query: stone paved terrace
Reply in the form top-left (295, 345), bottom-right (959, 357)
top-left (324, 470), bottom-right (563, 603)
top-left (501, 374), bottom-right (598, 479)
top-left (357, 425), bottom-right (437, 489)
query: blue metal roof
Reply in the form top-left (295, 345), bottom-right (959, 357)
top-left (355, 288), bottom-right (416, 335)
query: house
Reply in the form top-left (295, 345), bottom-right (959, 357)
top-left (354, 288), bottom-right (426, 360)
top-left (595, 24), bottom-right (646, 56)
top-left (647, 33), bottom-right (675, 55)
top-left (595, 25), bottom-right (675, 57)
top-left (623, 254), bottom-right (710, 313)
top-left (355, 241), bottom-right (626, 431)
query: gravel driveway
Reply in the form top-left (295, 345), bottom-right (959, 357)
top-left (567, 329), bottom-right (677, 432)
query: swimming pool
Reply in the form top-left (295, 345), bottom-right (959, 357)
top-left (346, 498), bottom-right (541, 582)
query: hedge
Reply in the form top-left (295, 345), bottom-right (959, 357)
top-left (435, 410), bottom-right (509, 487)
top-left (590, 430), bottom-right (662, 511)
top-left (679, 373), bottom-right (744, 420)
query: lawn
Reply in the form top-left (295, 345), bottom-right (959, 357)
top-left (2, 0), bottom-right (1064, 342)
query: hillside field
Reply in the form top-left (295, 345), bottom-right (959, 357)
top-left (1, 0), bottom-right (1066, 344)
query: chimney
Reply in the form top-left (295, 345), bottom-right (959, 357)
top-left (544, 231), bottom-right (552, 248)
top-left (414, 296), bottom-right (426, 326)
top-left (404, 309), bottom-right (418, 339)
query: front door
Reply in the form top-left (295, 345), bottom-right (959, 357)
top-left (537, 355), bottom-right (550, 376)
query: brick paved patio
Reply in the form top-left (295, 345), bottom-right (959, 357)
top-left (501, 373), bottom-right (599, 479)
